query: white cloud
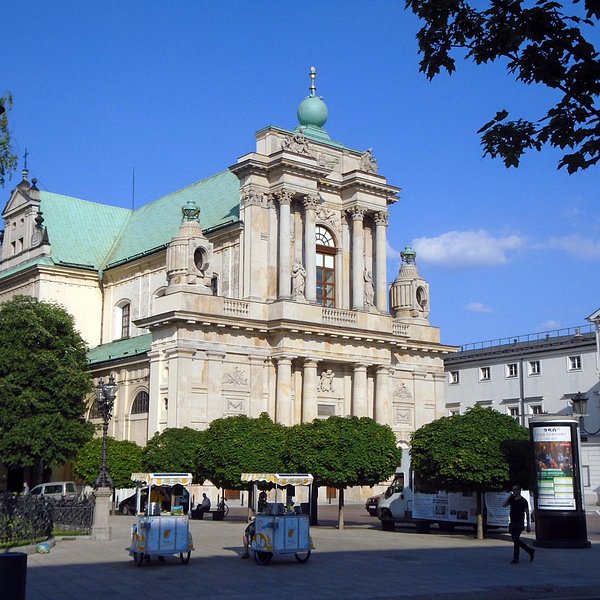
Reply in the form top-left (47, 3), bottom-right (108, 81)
top-left (412, 230), bottom-right (524, 268)
top-left (538, 320), bottom-right (562, 331)
top-left (386, 241), bottom-right (402, 261)
top-left (465, 302), bottom-right (494, 314)
top-left (542, 235), bottom-right (600, 260)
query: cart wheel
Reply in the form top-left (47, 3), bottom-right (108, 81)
top-left (254, 551), bottom-right (273, 565)
top-left (134, 552), bottom-right (144, 567)
top-left (294, 550), bottom-right (311, 563)
top-left (179, 552), bottom-right (191, 564)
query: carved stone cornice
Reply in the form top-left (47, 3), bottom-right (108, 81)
top-left (373, 211), bottom-right (389, 227)
top-left (281, 129), bottom-right (313, 157)
top-left (302, 194), bottom-right (320, 211)
top-left (347, 206), bottom-right (367, 221)
top-left (274, 188), bottom-right (295, 206)
top-left (241, 187), bottom-right (271, 208)
top-left (317, 206), bottom-right (340, 231)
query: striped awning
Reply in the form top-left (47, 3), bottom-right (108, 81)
top-left (241, 473), bottom-right (313, 486)
top-left (131, 473), bottom-right (193, 486)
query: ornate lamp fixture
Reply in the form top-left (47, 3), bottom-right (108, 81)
top-left (94, 374), bottom-right (118, 488)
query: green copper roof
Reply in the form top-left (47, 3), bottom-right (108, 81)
top-left (38, 169), bottom-right (240, 271)
top-left (87, 333), bottom-right (152, 365)
top-left (40, 193), bottom-right (130, 268)
top-left (104, 170), bottom-right (239, 267)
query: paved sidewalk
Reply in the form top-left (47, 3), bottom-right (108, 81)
top-left (21, 509), bottom-right (600, 600)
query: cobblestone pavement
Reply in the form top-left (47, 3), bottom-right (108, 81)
top-left (17, 504), bottom-right (600, 600)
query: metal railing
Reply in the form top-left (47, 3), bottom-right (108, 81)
top-left (459, 324), bottom-right (594, 352)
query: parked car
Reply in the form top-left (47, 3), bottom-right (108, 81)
top-left (118, 486), bottom-right (190, 516)
top-left (30, 481), bottom-right (78, 501)
top-left (119, 490), bottom-right (148, 516)
top-left (365, 493), bottom-right (382, 517)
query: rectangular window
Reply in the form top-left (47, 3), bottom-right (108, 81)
top-left (506, 363), bottom-right (518, 378)
top-left (121, 303), bottom-right (130, 339)
top-left (531, 405), bottom-right (543, 415)
top-left (509, 406), bottom-right (519, 419)
top-left (568, 355), bottom-right (581, 371)
top-left (449, 371), bottom-right (460, 385)
top-left (449, 409), bottom-right (460, 416)
top-left (479, 366), bottom-right (491, 381)
top-left (528, 360), bottom-right (541, 376)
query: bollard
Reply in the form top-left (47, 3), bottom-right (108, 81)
top-left (0, 551), bottom-right (27, 600)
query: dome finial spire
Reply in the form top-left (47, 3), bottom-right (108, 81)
top-left (309, 66), bottom-right (317, 97)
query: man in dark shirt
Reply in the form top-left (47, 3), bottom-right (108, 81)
top-left (502, 485), bottom-right (535, 564)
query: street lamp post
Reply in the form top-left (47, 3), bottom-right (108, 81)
top-left (91, 374), bottom-right (118, 541)
top-left (94, 375), bottom-right (118, 489)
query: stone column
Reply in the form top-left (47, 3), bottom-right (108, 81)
top-left (352, 364), bottom-right (368, 416)
top-left (349, 207), bottom-right (366, 310)
top-left (375, 366), bottom-right (390, 425)
top-left (276, 356), bottom-right (293, 425)
top-left (303, 194), bottom-right (319, 303)
top-left (302, 358), bottom-right (319, 423)
top-left (374, 211), bottom-right (389, 312)
top-left (277, 189), bottom-right (294, 299)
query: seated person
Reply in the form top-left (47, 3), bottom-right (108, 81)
top-left (241, 510), bottom-right (256, 559)
top-left (257, 491), bottom-right (268, 514)
top-left (197, 493), bottom-right (211, 516)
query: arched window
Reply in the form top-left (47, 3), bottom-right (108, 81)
top-left (131, 391), bottom-right (149, 415)
top-left (316, 225), bottom-right (336, 307)
top-left (89, 401), bottom-right (102, 419)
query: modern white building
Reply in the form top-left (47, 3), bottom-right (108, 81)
top-left (0, 71), bottom-right (454, 496)
top-left (444, 315), bottom-right (600, 506)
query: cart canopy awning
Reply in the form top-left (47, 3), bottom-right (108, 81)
top-left (131, 473), bottom-right (193, 486)
top-left (241, 473), bottom-right (313, 486)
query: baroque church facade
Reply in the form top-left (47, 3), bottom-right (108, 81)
top-left (0, 72), bottom-right (453, 489)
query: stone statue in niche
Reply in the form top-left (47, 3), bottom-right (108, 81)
top-left (291, 261), bottom-right (306, 299)
top-left (364, 269), bottom-right (375, 307)
top-left (318, 369), bottom-right (335, 393)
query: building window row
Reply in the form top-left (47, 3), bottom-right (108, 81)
top-left (449, 355), bottom-right (583, 385)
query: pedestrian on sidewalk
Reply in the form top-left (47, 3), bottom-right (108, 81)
top-left (502, 484), bottom-right (535, 564)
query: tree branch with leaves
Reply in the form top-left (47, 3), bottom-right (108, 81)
top-left (0, 93), bottom-right (18, 187)
top-left (406, 0), bottom-right (600, 172)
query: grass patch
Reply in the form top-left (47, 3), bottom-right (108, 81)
top-left (52, 529), bottom-right (87, 537)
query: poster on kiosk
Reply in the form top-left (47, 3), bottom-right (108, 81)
top-left (529, 416), bottom-right (590, 548)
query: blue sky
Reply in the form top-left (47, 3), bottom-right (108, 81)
top-left (2, 0), bottom-right (598, 347)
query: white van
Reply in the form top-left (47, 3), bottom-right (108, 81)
top-left (30, 481), bottom-right (78, 501)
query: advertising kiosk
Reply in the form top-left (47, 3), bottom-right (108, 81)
top-left (529, 416), bottom-right (590, 548)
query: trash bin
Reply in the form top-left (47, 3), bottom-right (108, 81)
top-left (0, 551), bottom-right (27, 600)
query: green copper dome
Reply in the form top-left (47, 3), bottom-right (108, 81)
top-left (297, 66), bottom-right (329, 128)
top-left (297, 94), bottom-right (328, 128)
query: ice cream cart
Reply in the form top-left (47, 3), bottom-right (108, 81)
top-left (128, 472), bottom-right (194, 566)
top-left (240, 473), bottom-right (313, 565)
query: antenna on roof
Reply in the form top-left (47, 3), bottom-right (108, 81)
top-left (131, 167), bottom-right (135, 210)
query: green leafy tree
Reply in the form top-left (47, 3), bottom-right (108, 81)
top-left (284, 416), bottom-right (402, 528)
top-left (74, 436), bottom-right (143, 489)
top-left (197, 413), bottom-right (286, 492)
top-left (0, 296), bottom-right (94, 487)
top-left (0, 94), bottom-right (17, 187)
top-left (406, 0), bottom-right (600, 172)
top-left (142, 427), bottom-right (206, 482)
top-left (410, 404), bottom-right (531, 538)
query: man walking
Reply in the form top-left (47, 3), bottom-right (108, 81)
top-left (502, 485), bottom-right (535, 564)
